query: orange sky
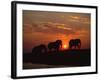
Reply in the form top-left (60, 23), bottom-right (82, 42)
top-left (23, 10), bottom-right (91, 53)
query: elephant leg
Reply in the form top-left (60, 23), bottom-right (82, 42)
top-left (49, 48), bottom-right (52, 52)
top-left (56, 47), bottom-right (59, 52)
top-left (69, 45), bottom-right (72, 49)
top-left (44, 48), bottom-right (47, 53)
top-left (74, 46), bottom-right (76, 49)
top-left (77, 43), bottom-right (81, 49)
top-left (78, 45), bottom-right (81, 49)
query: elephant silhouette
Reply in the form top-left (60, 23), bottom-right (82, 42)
top-left (32, 44), bottom-right (47, 56)
top-left (69, 39), bottom-right (81, 49)
top-left (48, 40), bottom-right (62, 52)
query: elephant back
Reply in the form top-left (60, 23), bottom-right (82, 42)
top-left (48, 42), bottom-right (55, 49)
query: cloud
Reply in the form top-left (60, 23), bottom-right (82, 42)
top-left (24, 22), bottom-right (89, 40)
top-left (56, 25), bottom-right (72, 30)
top-left (75, 30), bottom-right (90, 36)
top-left (69, 15), bottom-right (90, 24)
top-left (43, 22), bottom-right (72, 31)
top-left (70, 16), bottom-right (80, 20)
top-left (23, 24), bottom-right (33, 33)
top-left (25, 21), bottom-right (74, 36)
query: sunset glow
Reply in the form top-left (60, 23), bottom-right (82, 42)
top-left (63, 44), bottom-right (68, 49)
top-left (23, 10), bottom-right (90, 53)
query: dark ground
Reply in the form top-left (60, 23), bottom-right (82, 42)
top-left (23, 49), bottom-right (91, 69)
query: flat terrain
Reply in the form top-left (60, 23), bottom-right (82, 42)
top-left (23, 49), bottom-right (91, 69)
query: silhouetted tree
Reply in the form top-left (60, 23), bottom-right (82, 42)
top-left (48, 40), bottom-right (62, 52)
top-left (69, 39), bottom-right (81, 49)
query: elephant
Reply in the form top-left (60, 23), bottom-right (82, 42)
top-left (48, 40), bottom-right (62, 52)
top-left (69, 39), bottom-right (81, 49)
top-left (32, 44), bottom-right (47, 56)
